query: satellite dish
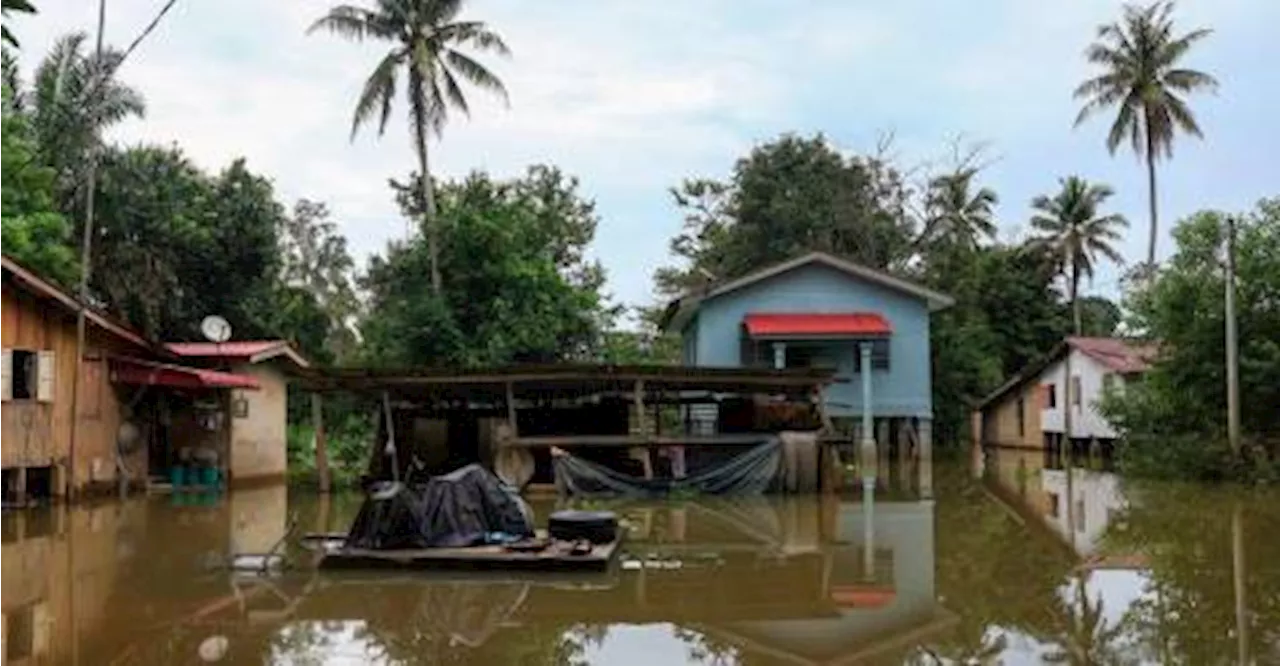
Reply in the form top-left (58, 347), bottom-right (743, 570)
top-left (201, 315), bottom-right (232, 343)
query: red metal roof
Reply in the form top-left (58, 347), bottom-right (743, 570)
top-left (743, 312), bottom-right (892, 337)
top-left (166, 341), bottom-right (284, 358)
top-left (165, 340), bottom-right (310, 369)
top-left (1067, 337), bottom-right (1157, 373)
top-left (110, 357), bottom-right (260, 390)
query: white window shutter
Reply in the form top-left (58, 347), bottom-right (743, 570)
top-left (37, 350), bottom-right (56, 403)
top-left (1, 349), bottom-right (11, 401)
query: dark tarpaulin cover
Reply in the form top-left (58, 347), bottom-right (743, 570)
top-left (344, 464), bottom-right (535, 550)
top-left (552, 438), bottom-right (782, 497)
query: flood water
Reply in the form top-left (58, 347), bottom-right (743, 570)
top-left (3, 448), bottom-right (1278, 665)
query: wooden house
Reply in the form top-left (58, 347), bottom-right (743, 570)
top-left (661, 252), bottom-right (953, 454)
top-left (972, 336), bottom-right (1156, 451)
top-left (1, 255), bottom-right (304, 501)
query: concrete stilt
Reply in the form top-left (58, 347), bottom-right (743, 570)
top-left (859, 343), bottom-right (876, 480)
top-left (918, 418), bottom-right (933, 499)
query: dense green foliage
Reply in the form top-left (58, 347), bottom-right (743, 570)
top-left (361, 166), bottom-right (617, 366)
top-left (2, 73), bottom-right (78, 286)
top-left (1103, 200), bottom-right (1280, 480)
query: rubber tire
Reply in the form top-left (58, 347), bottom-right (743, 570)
top-left (548, 510), bottom-right (618, 544)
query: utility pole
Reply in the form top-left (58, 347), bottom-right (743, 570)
top-left (1225, 215), bottom-right (1241, 455)
top-left (67, 0), bottom-right (109, 501)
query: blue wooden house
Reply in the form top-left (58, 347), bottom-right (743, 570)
top-left (661, 252), bottom-right (953, 452)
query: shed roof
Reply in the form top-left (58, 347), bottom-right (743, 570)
top-left (661, 252), bottom-right (954, 332)
top-left (297, 363), bottom-right (833, 399)
top-left (2, 254), bottom-right (156, 352)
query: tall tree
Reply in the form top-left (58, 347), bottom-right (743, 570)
top-left (308, 0), bottom-right (510, 296)
top-left (1073, 0), bottom-right (1217, 268)
top-left (1028, 177), bottom-right (1128, 335)
top-left (362, 165), bottom-right (615, 367)
top-left (278, 199), bottom-right (360, 361)
top-left (1, 0), bottom-right (36, 49)
top-left (2, 73), bottom-right (77, 285)
top-left (26, 32), bottom-right (145, 197)
top-left (655, 133), bottom-right (914, 297)
top-left (918, 167), bottom-right (999, 252)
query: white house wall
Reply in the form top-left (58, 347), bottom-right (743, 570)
top-left (1037, 349), bottom-right (1123, 440)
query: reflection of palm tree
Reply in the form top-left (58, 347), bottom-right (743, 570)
top-left (1043, 576), bottom-right (1132, 665)
top-left (923, 631), bottom-right (1009, 665)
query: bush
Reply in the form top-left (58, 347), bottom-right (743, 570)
top-left (286, 414), bottom-right (373, 489)
top-left (1116, 434), bottom-right (1279, 484)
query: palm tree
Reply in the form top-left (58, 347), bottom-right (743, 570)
top-left (1029, 177), bottom-right (1128, 335)
top-left (308, 0), bottom-right (510, 296)
top-left (26, 32), bottom-right (145, 194)
top-left (1073, 0), bottom-right (1217, 269)
top-left (918, 167), bottom-right (998, 252)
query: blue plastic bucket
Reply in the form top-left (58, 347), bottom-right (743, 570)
top-left (170, 465), bottom-right (186, 488)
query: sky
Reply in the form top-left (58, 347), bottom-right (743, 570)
top-left (9, 0), bottom-right (1279, 317)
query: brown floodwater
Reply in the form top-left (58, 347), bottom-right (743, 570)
top-left (3, 448), bottom-right (1278, 665)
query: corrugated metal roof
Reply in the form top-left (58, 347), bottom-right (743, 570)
top-left (1068, 336), bottom-right (1157, 374)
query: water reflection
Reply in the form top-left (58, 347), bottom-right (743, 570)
top-left (3, 452), bottom-right (1278, 665)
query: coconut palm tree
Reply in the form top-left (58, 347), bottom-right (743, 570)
top-left (308, 0), bottom-right (510, 296)
top-left (26, 32), bottom-right (145, 193)
top-left (918, 167), bottom-right (999, 252)
top-left (1073, 0), bottom-right (1217, 270)
top-left (1029, 177), bottom-right (1128, 335)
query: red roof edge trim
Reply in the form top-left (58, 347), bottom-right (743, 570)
top-left (743, 312), bottom-right (892, 337)
top-left (110, 357), bottom-right (261, 390)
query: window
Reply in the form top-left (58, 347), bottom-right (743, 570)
top-left (1047, 492), bottom-right (1060, 518)
top-left (2, 349), bottom-right (53, 403)
top-left (1044, 383), bottom-right (1057, 409)
top-left (1071, 375), bottom-right (1082, 407)
top-left (785, 346), bottom-right (837, 370)
top-left (6, 349), bottom-right (37, 400)
top-left (854, 339), bottom-right (890, 371)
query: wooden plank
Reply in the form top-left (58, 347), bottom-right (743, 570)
top-left (509, 433), bottom-right (782, 448)
top-left (319, 536), bottom-right (621, 573)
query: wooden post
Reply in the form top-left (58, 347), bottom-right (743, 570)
top-left (632, 379), bottom-right (652, 479)
top-left (505, 382), bottom-right (519, 437)
top-left (311, 393), bottom-right (331, 493)
top-left (382, 391), bottom-right (399, 483)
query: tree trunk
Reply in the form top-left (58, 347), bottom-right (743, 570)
top-left (409, 67), bottom-right (442, 296)
top-left (1071, 262), bottom-right (1082, 336)
top-left (311, 392), bottom-right (330, 493)
top-left (1145, 118), bottom-right (1159, 271)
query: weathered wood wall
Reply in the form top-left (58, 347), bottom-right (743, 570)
top-left (2, 287), bottom-right (143, 495)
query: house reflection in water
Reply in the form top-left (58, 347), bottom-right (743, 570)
top-left (2, 461), bottom-right (952, 665)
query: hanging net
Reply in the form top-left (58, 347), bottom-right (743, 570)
top-left (344, 464), bottom-right (535, 550)
top-left (552, 438), bottom-right (783, 497)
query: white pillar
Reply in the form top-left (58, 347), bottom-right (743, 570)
top-left (862, 474), bottom-right (876, 580)
top-left (859, 343), bottom-right (875, 464)
top-left (773, 342), bottom-right (786, 370)
top-left (918, 418), bottom-right (933, 499)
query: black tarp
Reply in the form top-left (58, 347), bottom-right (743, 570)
top-left (552, 438), bottom-right (782, 497)
top-left (344, 464), bottom-right (535, 550)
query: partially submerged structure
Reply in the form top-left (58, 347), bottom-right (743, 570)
top-left (300, 363), bottom-right (834, 492)
top-left (660, 251), bottom-right (953, 463)
top-left (1, 255), bottom-right (307, 501)
top-left (972, 336), bottom-right (1157, 451)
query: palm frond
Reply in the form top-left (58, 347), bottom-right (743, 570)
top-left (444, 50), bottom-right (508, 105)
top-left (307, 6), bottom-right (391, 41)
top-left (351, 48), bottom-right (401, 138)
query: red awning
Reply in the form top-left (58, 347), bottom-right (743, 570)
top-left (110, 358), bottom-right (260, 390)
top-left (743, 312), bottom-right (892, 337)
